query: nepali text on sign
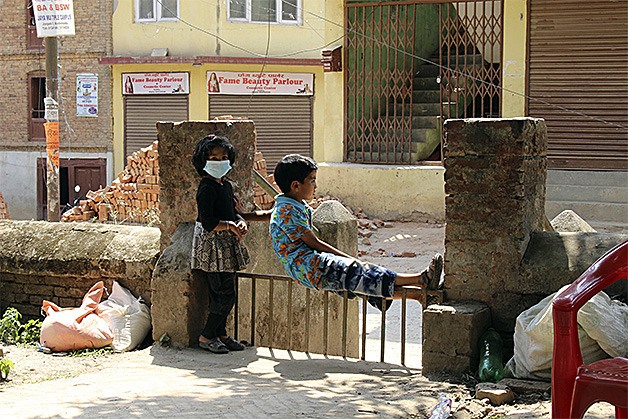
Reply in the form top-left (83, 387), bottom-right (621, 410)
top-left (207, 71), bottom-right (314, 96)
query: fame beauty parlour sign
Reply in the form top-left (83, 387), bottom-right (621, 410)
top-left (207, 71), bottom-right (314, 95)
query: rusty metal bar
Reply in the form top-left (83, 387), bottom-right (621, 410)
top-left (342, 291), bottom-right (348, 358)
top-left (305, 288), bottom-right (311, 353)
top-left (251, 276), bottom-right (256, 346)
top-left (380, 298), bottom-right (387, 363)
top-left (401, 288), bottom-right (407, 366)
top-left (361, 295), bottom-right (367, 360)
top-left (234, 273), bottom-right (239, 340)
top-left (269, 277), bottom-right (274, 348)
top-left (288, 280), bottom-right (293, 350)
top-left (323, 291), bottom-right (329, 355)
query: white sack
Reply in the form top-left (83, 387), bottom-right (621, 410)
top-left (505, 286), bottom-right (628, 380)
top-left (98, 281), bottom-right (151, 352)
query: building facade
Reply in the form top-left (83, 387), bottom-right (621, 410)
top-left (0, 0), bottom-right (114, 220)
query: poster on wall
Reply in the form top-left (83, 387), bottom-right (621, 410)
top-left (207, 71), bottom-right (314, 95)
top-left (122, 73), bottom-right (189, 95)
top-left (32, 0), bottom-right (76, 37)
top-left (76, 73), bottom-right (98, 117)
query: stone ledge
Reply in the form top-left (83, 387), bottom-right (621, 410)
top-left (0, 220), bottom-right (159, 277)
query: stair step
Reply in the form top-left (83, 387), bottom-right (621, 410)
top-left (365, 127), bottom-right (438, 143)
top-left (546, 184), bottom-right (628, 204)
top-left (438, 54), bottom-right (486, 67)
top-left (413, 77), bottom-right (440, 90)
top-left (380, 115), bottom-right (438, 129)
top-left (346, 150), bottom-right (415, 164)
top-left (414, 63), bottom-right (441, 78)
top-left (547, 170), bottom-right (628, 188)
top-left (412, 115), bottom-right (439, 129)
top-left (390, 90), bottom-right (440, 103)
top-left (395, 103), bottom-right (441, 116)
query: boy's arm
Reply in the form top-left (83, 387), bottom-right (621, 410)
top-left (300, 230), bottom-right (353, 259)
top-left (241, 209), bottom-right (272, 222)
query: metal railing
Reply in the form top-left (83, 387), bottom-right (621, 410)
top-left (234, 272), bottom-right (443, 366)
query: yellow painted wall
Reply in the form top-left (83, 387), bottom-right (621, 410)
top-left (112, 0), bottom-right (331, 59)
top-left (502, 0), bottom-right (527, 117)
top-left (317, 163), bottom-right (445, 222)
top-left (317, 0), bottom-right (345, 163)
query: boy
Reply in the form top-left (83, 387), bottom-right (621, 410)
top-left (269, 154), bottom-right (443, 310)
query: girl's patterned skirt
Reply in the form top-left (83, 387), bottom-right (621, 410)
top-left (191, 222), bottom-right (250, 272)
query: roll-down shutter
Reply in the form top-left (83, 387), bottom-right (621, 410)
top-left (124, 95), bottom-right (189, 157)
top-left (528, 0), bottom-right (628, 170)
top-left (209, 95), bottom-right (313, 172)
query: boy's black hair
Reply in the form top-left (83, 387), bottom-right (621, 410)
top-left (191, 134), bottom-right (236, 176)
top-left (273, 154), bottom-right (318, 193)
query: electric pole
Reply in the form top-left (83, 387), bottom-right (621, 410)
top-left (45, 36), bottom-right (60, 221)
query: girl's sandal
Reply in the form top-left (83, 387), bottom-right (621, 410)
top-left (223, 336), bottom-right (245, 351)
top-left (422, 253), bottom-right (444, 290)
top-left (199, 338), bottom-right (229, 354)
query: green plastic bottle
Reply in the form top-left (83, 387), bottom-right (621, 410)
top-left (478, 328), bottom-right (505, 383)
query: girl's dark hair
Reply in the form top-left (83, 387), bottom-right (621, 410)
top-left (191, 134), bottom-right (236, 176)
top-left (273, 154), bottom-right (318, 193)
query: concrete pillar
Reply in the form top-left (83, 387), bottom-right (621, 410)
top-left (443, 118), bottom-right (547, 331)
top-left (422, 301), bottom-right (491, 374)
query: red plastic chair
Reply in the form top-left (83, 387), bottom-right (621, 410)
top-left (551, 239), bottom-right (628, 419)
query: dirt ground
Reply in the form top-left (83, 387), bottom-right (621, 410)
top-left (0, 222), bottom-right (615, 418)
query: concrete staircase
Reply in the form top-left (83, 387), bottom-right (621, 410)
top-left (546, 170), bottom-right (628, 232)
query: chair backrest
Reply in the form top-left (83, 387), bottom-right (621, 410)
top-left (551, 239), bottom-right (628, 418)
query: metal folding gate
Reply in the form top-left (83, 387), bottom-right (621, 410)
top-left (345, 0), bottom-right (503, 164)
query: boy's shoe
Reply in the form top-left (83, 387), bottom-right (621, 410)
top-left (199, 337), bottom-right (229, 354)
top-left (222, 336), bottom-right (245, 351)
top-left (423, 253), bottom-right (444, 291)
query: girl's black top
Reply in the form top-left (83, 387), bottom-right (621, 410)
top-left (196, 177), bottom-right (243, 232)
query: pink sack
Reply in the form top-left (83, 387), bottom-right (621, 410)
top-left (40, 281), bottom-right (114, 352)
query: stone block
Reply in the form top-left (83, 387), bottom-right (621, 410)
top-left (475, 383), bottom-right (516, 405)
top-left (422, 300), bottom-right (491, 374)
top-left (444, 118), bottom-right (547, 158)
top-left (498, 378), bottom-right (551, 395)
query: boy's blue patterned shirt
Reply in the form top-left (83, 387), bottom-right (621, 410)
top-left (269, 194), bottom-right (323, 289)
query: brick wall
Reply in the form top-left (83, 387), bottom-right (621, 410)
top-left (443, 118), bottom-right (548, 331)
top-left (0, 0), bottom-right (112, 150)
top-left (0, 220), bottom-right (159, 319)
top-left (0, 192), bottom-right (9, 219)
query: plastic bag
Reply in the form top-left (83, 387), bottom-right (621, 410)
top-left (97, 281), bottom-right (151, 352)
top-left (505, 285), bottom-right (628, 380)
top-left (40, 281), bottom-right (114, 352)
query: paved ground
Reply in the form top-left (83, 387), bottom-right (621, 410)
top-left (0, 344), bottom-right (615, 418)
top-left (0, 222), bottom-right (616, 418)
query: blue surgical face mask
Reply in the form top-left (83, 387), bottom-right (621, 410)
top-left (204, 160), bottom-right (232, 178)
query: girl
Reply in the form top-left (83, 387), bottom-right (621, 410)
top-left (190, 134), bottom-right (250, 354)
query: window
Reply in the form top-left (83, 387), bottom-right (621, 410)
top-left (26, 1), bottom-right (44, 49)
top-left (28, 74), bottom-right (46, 141)
top-left (228, 0), bottom-right (300, 24)
top-left (135, 0), bottom-right (178, 22)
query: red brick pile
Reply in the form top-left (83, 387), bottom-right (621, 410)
top-left (0, 192), bottom-right (9, 219)
top-left (62, 141), bottom-right (160, 223)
